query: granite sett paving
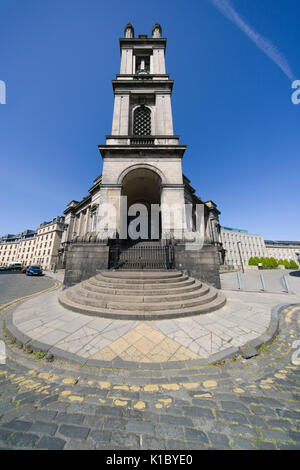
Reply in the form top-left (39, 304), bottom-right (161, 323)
top-left (1, 270), bottom-right (300, 450)
top-left (0, 302), bottom-right (299, 450)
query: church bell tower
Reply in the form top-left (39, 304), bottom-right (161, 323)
top-left (63, 24), bottom-right (223, 290)
top-left (97, 23), bottom-right (187, 240)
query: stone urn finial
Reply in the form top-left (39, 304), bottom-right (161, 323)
top-left (152, 22), bottom-right (162, 38)
top-left (124, 22), bottom-right (134, 38)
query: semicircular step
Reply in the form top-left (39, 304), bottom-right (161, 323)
top-left (59, 270), bottom-right (226, 320)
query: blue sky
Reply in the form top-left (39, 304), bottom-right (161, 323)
top-left (0, 0), bottom-right (299, 239)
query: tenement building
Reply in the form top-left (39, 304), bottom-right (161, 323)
top-left (62, 23), bottom-right (224, 289)
top-left (34, 217), bottom-right (66, 269)
top-left (0, 216), bottom-right (66, 270)
top-left (0, 230), bottom-right (36, 267)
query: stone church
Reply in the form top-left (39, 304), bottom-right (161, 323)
top-left (61, 23), bottom-right (224, 293)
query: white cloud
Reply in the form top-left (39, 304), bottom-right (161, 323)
top-left (209, 0), bottom-right (295, 81)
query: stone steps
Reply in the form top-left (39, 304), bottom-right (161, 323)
top-left (59, 270), bottom-right (226, 320)
top-left (59, 291), bottom-right (226, 320)
top-left (100, 270), bottom-right (182, 280)
top-left (96, 272), bottom-right (190, 284)
top-left (90, 275), bottom-right (196, 290)
top-left (83, 278), bottom-right (202, 295)
top-left (81, 281), bottom-right (209, 302)
top-left (67, 287), bottom-right (217, 311)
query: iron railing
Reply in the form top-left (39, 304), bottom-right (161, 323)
top-left (109, 242), bottom-right (175, 270)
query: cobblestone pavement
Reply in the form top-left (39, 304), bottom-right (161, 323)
top-left (0, 304), bottom-right (299, 450)
top-left (0, 272), bottom-right (56, 306)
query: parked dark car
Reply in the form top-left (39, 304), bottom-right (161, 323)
top-left (9, 262), bottom-right (22, 271)
top-left (26, 265), bottom-right (43, 276)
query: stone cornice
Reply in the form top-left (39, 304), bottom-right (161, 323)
top-left (105, 135), bottom-right (180, 139)
top-left (64, 195), bottom-right (92, 214)
top-left (112, 80), bottom-right (173, 92)
top-left (116, 74), bottom-right (170, 79)
top-left (119, 37), bottom-right (167, 49)
top-left (100, 184), bottom-right (123, 189)
top-left (161, 184), bottom-right (185, 189)
top-left (98, 145), bottom-right (187, 159)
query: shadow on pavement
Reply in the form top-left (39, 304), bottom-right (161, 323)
top-left (289, 270), bottom-right (300, 278)
top-left (0, 271), bottom-right (24, 275)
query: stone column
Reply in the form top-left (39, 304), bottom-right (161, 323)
top-left (160, 185), bottom-right (187, 240)
top-left (120, 48), bottom-right (133, 74)
top-left (155, 94), bottom-right (173, 135)
top-left (95, 185), bottom-right (122, 240)
top-left (150, 55), bottom-right (154, 74)
top-left (153, 48), bottom-right (165, 74)
top-left (111, 95), bottom-right (130, 135)
top-left (84, 207), bottom-right (90, 235)
top-left (78, 212), bottom-right (83, 236)
top-left (205, 212), bottom-right (213, 243)
top-left (164, 95), bottom-right (173, 135)
top-left (65, 214), bottom-right (75, 242)
top-left (73, 215), bottom-right (79, 238)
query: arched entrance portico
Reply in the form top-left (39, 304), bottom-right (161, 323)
top-left (120, 167), bottom-right (162, 242)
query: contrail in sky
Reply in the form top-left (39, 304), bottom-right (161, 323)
top-left (209, 0), bottom-right (295, 81)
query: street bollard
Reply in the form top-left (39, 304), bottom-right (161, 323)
top-left (237, 272), bottom-right (242, 290)
top-left (260, 273), bottom-right (266, 291)
top-left (283, 275), bottom-right (291, 294)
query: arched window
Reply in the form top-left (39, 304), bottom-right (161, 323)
top-left (133, 106), bottom-right (151, 135)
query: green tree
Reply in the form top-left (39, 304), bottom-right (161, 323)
top-left (269, 257), bottom-right (278, 269)
top-left (262, 257), bottom-right (270, 269)
top-left (288, 260), bottom-right (299, 269)
top-left (259, 257), bottom-right (278, 269)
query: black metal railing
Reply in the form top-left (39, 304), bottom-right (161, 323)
top-left (109, 242), bottom-right (175, 270)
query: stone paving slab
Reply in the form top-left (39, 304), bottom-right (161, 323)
top-left (6, 286), bottom-right (300, 366)
top-left (220, 269), bottom-right (300, 294)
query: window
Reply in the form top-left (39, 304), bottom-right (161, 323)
top-left (135, 56), bottom-right (150, 74)
top-left (133, 106), bottom-right (151, 135)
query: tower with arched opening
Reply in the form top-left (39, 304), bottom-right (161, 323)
top-left (63, 24), bottom-right (223, 289)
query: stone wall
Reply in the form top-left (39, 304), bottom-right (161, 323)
top-left (174, 243), bottom-right (221, 289)
top-left (63, 240), bottom-right (221, 290)
top-left (63, 242), bottom-right (109, 287)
